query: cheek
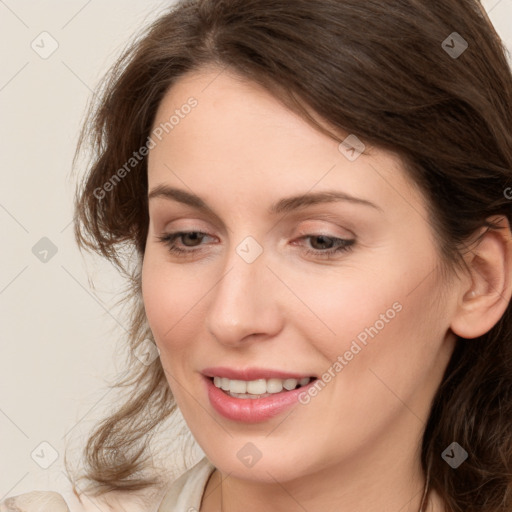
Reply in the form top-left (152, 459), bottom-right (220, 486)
top-left (287, 250), bottom-right (444, 381)
top-left (277, 263), bottom-right (403, 361)
top-left (317, 269), bottom-right (447, 413)
top-left (141, 252), bottom-right (204, 357)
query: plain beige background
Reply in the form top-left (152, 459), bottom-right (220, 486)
top-left (1, 0), bottom-right (511, 506)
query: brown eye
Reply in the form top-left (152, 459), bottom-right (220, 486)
top-left (179, 232), bottom-right (205, 247)
top-left (157, 231), bottom-right (215, 256)
top-left (308, 235), bottom-right (337, 250)
top-left (296, 235), bottom-right (356, 259)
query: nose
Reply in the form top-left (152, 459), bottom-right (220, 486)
top-left (204, 242), bottom-right (284, 347)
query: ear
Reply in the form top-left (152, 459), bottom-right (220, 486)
top-left (450, 215), bottom-right (512, 339)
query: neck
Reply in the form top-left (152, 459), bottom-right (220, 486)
top-left (201, 449), bottom-right (441, 512)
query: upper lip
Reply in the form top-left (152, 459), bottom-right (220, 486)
top-left (202, 366), bottom-right (316, 381)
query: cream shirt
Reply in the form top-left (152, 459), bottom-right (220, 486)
top-left (0, 458), bottom-right (216, 512)
top-left (157, 457), bottom-right (216, 511)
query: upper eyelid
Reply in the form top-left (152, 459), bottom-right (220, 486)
top-left (160, 226), bottom-right (353, 238)
top-left (153, 212), bottom-right (356, 232)
top-left (149, 204), bottom-right (364, 238)
top-left (155, 216), bottom-right (357, 245)
top-left (162, 230), bottom-right (354, 245)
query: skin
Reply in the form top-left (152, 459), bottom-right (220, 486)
top-left (141, 66), bottom-right (512, 512)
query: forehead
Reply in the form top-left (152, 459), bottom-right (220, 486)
top-left (148, 67), bottom-right (427, 221)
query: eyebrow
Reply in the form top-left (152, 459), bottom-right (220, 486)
top-left (148, 185), bottom-right (382, 215)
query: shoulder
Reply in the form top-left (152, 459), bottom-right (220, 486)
top-left (1, 459), bottom-right (215, 512)
top-left (0, 491), bottom-right (71, 511)
top-left (0, 489), bottom-right (139, 512)
top-left (0, 491), bottom-right (161, 512)
top-left (157, 457), bottom-right (216, 512)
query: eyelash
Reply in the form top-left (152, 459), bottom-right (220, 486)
top-left (156, 231), bottom-right (355, 259)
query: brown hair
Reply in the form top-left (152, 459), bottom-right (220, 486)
top-left (72, 0), bottom-right (512, 510)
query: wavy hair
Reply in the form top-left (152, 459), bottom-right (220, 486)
top-left (71, 1), bottom-right (512, 510)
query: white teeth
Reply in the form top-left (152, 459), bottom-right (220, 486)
top-left (247, 379), bottom-right (267, 395)
top-left (212, 376), bottom-right (312, 396)
top-left (230, 380), bottom-right (247, 394)
top-left (283, 378), bottom-right (298, 390)
top-left (266, 378), bottom-right (283, 393)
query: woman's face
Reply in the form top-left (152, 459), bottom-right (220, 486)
top-left (142, 66), bottom-right (459, 483)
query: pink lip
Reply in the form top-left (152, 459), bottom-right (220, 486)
top-left (202, 373), bottom-right (317, 423)
top-left (202, 366), bottom-right (314, 381)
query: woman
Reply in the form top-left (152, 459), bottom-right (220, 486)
top-left (2, 0), bottom-right (512, 510)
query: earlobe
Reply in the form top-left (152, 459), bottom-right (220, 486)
top-left (450, 215), bottom-right (512, 339)
top-left (463, 289), bottom-right (476, 300)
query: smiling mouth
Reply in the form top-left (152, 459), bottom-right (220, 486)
top-left (210, 376), bottom-right (317, 399)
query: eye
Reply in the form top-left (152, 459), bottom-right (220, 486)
top-left (295, 234), bottom-right (355, 259)
top-left (157, 231), bottom-right (355, 260)
top-left (156, 231), bottom-right (215, 256)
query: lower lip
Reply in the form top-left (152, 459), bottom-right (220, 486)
top-left (204, 376), bottom-right (316, 423)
